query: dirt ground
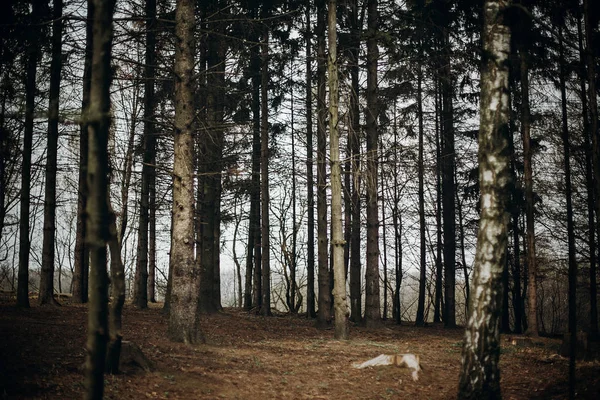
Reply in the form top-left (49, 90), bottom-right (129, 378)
top-left (1, 301), bottom-right (599, 399)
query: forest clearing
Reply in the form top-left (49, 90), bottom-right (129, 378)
top-left (1, 302), bottom-right (599, 399)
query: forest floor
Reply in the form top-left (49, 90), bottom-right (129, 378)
top-left (1, 301), bottom-right (599, 400)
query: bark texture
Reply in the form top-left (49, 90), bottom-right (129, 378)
top-left (458, 1), bottom-right (511, 398)
top-left (327, 0), bottom-right (349, 340)
top-left (364, 0), bottom-right (380, 326)
top-left (168, 0), bottom-right (202, 344)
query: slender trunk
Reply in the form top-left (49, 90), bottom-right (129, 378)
top-left (245, 20), bottom-right (262, 310)
top-left (456, 183), bottom-right (470, 317)
top-left (364, 0), bottom-right (380, 327)
top-left (316, 0), bottom-right (331, 328)
top-left (392, 99), bottom-right (402, 324)
top-left (305, 2), bottom-right (316, 318)
top-left (84, 0), bottom-right (116, 397)
top-left (508, 86), bottom-right (523, 334)
top-left (134, 0), bottom-right (157, 309)
top-left (148, 179), bottom-right (156, 302)
top-left (260, 18), bottom-right (271, 317)
top-left (558, 24), bottom-right (577, 399)
top-left (584, 0), bottom-right (599, 340)
top-left (168, 0), bottom-right (202, 344)
top-left (328, 0), bottom-right (349, 339)
top-left (39, 0), bottom-right (63, 306)
top-left (458, 2), bottom-right (511, 396)
top-left (520, 36), bottom-right (538, 337)
top-left (415, 39), bottom-right (426, 326)
top-left (434, 80), bottom-right (443, 323)
top-left (198, 2), bottom-right (225, 314)
top-left (501, 246), bottom-right (510, 333)
top-left (348, 0), bottom-right (361, 323)
top-left (0, 74), bottom-right (7, 247)
top-left (441, 2), bottom-right (456, 327)
top-left (17, 0), bottom-right (44, 308)
top-left (105, 200), bottom-right (126, 374)
top-left (73, 0), bottom-right (94, 304)
top-left (290, 63), bottom-right (298, 313)
top-left (380, 148), bottom-right (388, 320)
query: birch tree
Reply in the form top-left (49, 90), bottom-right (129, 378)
top-left (458, 0), bottom-right (511, 397)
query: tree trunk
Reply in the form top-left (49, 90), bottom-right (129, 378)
top-left (456, 180), bottom-right (471, 317)
top-left (148, 178), bottom-right (157, 302)
top-left (305, 0), bottom-right (316, 318)
top-left (458, 2), bottom-right (511, 396)
top-left (291, 65), bottom-right (298, 314)
top-left (415, 29), bottom-right (427, 325)
top-left (316, 0), bottom-right (331, 328)
top-left (17, 0), bottom-right (44, 308)
top-left (84, 0), bottom-right (116, 397)
top-left (392, 101), bottom-right (402, 324)
top-left (133, 0), bottom-right (157, 310)
top-left (39, 0), bottom-right (63, 306)
top-left (260, 14), bottom-right (271, 317)
top-left (168, 0), bottom-right (202, 344)
top-left (328, 0), bottom-right (349, 339)
top-left (105, 199), bottom-right (126, 374)
top-left (198, 1), bottom-right (225, 314)
top-left (584, 0), bottom-right (599, 341)
top-left (434, 81), bottom-right (443, 323)
top-left (508, 89), bottom-right (523, 334)
top-left (558, 23), bottom-right (577, 399)
top-left (245, 13), bottom-right (262, 310)
top-left (519, 25), bottom-right (538, 337)
top-left (73, 0), bottom-right (94, 304)
top-left (380, 142), bottom-right (388, 320)
top-left (440, 0), bottom-right (456, 328)
top-left (348, 0), bottom-right (361, 324)
top-left (364, 0), bottom-right (380, 327)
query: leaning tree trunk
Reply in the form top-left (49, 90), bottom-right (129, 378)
top-left (305, 0), bottom-right (316, 318)
top-left (17, 0), bottom-right (44, 308)
top-left (364, 0), bottom-right (381, 327)
top-left (84, 0), bottom-right (116, 397)
top-left (73, 0), bottom-right (94, 304)
top-left (316, 0), bottom-right (331, 328)
top-left (328, 0), bottom-right (349, 340)
top-left (39, 0), bottom-right (64, 306)
top-left (168, 0), bottom-right (202, 344)
top-left (458, 1), bottom-right (511, 397)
